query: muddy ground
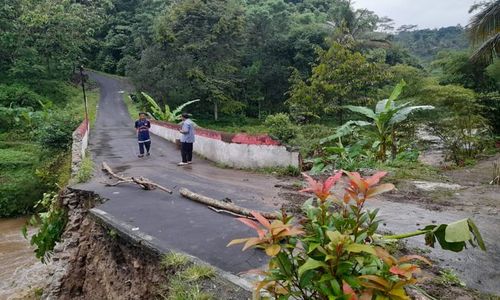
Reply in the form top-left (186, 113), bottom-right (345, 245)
top-left (270, 153), bottom-right (500, 298)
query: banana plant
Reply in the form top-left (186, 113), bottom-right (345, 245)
top-left (344, 80), bottom-right (434, 161)
top-left (141, 92), bottom-right (200, 122)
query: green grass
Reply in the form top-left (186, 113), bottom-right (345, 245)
top-left (34, 287), bottom-right (43, 299)
top-left (65, 86), bottom-right (99, 125)
top-left (180, 265), bottom-right (215, 282)
top-left (195, 117), bottom-right (268, 134)
top-left (434, 269), bottom-right (466, 287)
top-left (157, 252), bottom-right (215, 300)
top-left (159, 281), bottom-right (213, 300)
top-left (123, 92), bottom-right (140, 120)
top-left (76, 152), bottom-right (94, 183)
top-left (258, 165), bottom-right (301, 177)
top-left (161, 252), bottom-right (190, 270)
top-left (0, 79), bottom-right (99, 217)
top-left (378, 160), bottom-right (444, 182)
top-left (0, 142), bottom-right (44, 217)
top-left (214, 162), bottom-right (301, 177)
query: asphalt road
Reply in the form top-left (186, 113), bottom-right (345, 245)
top-left (75, 73), bottom-right (500, 296)
top-left (76, 72), bottom-right (285, 273)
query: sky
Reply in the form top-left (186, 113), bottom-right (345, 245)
top-left (352, 0), bottom-right (477, 30)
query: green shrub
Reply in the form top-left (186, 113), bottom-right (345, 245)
top-left (0, 107), bottom-right (36, 132)
top-left (430, 114), bottom-right (491, 165)
top-left (0, 168), bottom-right (43, 217)
top-left (76, 153), bottom-right (94, 183)
top-left (23, 192), bottom-right (67, 262)
top-left (0, 83), bottom-right (46, 109)
top-left (264, 113), bottom-right (298, 143)
top-left (30, 80), bottom-right (76, 106)
top-left (291, 124), bottom-right (336, 157)
top-left (477, 92), bottom-right (500, 134)
top-left (35, 151), bottom-right (72, 189)
top-left (36, 112), bottom-right (79, 150)
top-left (0, 144), bottom-right (43, 217)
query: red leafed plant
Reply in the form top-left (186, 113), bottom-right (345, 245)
top-left (228, 171), bottom-right (485, 300)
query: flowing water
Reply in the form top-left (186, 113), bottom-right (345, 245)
top-left (0, 217), bottom-right (49, 300)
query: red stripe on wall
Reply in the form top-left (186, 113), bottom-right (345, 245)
top-left (150, 120), bottom-right (281, 146)
top-left (74, 118), bottom-right (89, 137)
top-left (231, 133), bottom-right (280, 145)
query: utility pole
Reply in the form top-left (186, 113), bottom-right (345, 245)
top-left (79, 65), bottom-right (89, 125)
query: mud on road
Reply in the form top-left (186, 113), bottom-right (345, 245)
top-left (84, 72), bottom-right (499, 297)
top-left (277, 154), bottom-right (500, 297)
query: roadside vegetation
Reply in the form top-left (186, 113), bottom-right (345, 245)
top-left (229, 172), bottom-right (485, 299)
top-left (110, 0), bottom-right (498, 182)
top-left (0, 81), bottom-right (98, 217)
top-left (0, 0), bottom-right (499, 298)
top-left (0, 0), bottom-right (102, 264)
top-left (158, 252), bottom-right (216, 300)
top-left (76, 152), bottom-right (95, 184)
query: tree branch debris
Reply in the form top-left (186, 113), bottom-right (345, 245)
top-left (101, 162), bottom-right (173, 194)
top-left (179, 187), bottom-right (278, 219)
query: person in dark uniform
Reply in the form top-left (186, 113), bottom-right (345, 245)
top-left (135, 112), bottom-right (151, 157)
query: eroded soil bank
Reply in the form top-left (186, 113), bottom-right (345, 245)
top-left (42, 189), bottom-right (249, 300)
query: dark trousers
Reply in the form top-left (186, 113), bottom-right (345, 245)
top-left (139, 141), bottom-right (151, 154)
top-left (181, 142), bottom-right (193, 163)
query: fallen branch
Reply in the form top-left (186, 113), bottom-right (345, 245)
top-left (103, 180), bottom-right (130, 186)
top-left (207, 206), bottom-right (252, 219)
top-left (102, 162), bottom-right (173, 194)
top-left (179, 187), bottom-right (277, 219)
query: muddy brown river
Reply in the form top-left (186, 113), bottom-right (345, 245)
top-left (0, 217), bottom-right (49, 300)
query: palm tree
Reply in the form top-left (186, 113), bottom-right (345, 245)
top-left (325, 0), bottom-right (392, 49)
top-left (467, 0), bottom-right (500, 63)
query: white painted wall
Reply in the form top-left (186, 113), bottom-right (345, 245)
top-left (71, 122), bottom-right (90, 176)
top-left (81, 129), bottom-right (89, 158)
top-left (149, 123), bottom-right (300, 169)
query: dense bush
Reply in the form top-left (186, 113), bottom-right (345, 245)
top-left (290, 124), bottom-right (337, 157)
top-left (35, 151), bottom-right (72, 190)
top-left (0, 143), bottom-right (44, 217)
top-left (35, 112), bottom-right (79, 150)
top-left (0, 168), bottom-right (43, 217)
top-left (0, 107), bottom-right (35, 132)
top-left (477, 92), bottom-right (500, 134)
top-left (264, 113), bottom-right (298, 143)
top-left (0, 83), bottom-right (46, 109)
top-left (23, 192), bottom-right (67, 262)
top-left (430, 115), bottom-right (491, 165)
top-left (229, 172), bottom-right (484, 299)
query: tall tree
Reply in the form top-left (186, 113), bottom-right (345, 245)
top-left (154, 0), bottom-right (245, 120)
top-left (287, 42), bottom-right (389, 123)
top-left (432, 51), bottom-right (497, 92)
top-left (85, 0), bottom-right (167, 74)
top-left (240, 0), bottom-right (329, 117)
top-left (0, 0), bottom-right (107, 79)
top-left (325, 0), bottom-right (392, 50)
top-left (468, 0), bottom-right (500, 63)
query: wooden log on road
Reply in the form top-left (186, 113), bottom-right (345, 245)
top-left (179, 187), bottom-right (278, 219)
top-left (102, 162), bottom-right (173, 194)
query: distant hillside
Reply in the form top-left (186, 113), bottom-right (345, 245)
top-left (393, 26), bottom-right (469, 63)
